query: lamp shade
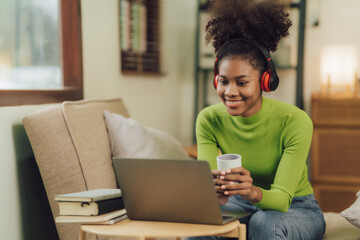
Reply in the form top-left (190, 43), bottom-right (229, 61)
top-left (321, 45), bottom-right (358, 86)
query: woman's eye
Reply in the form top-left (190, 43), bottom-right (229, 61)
top-left (219, 79), bottom-right (228, 85)
top-left (237, 81), bottom-right (247, 86)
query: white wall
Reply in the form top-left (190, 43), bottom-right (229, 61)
top-left (265, 0), bottom-right (360, 113)
top-left (304, 0), bottom-right (360, 112)
top-left (82, 0), bottom-right (197, 145)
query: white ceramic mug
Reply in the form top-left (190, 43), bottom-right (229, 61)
top-left (216, 154), bottom-right (242, 171)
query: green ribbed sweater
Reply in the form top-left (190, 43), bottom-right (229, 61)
top-left (196, 97), bottom-right (314, 212)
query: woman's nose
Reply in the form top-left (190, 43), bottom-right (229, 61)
top-left (225, 83), bottom-right (238, 96)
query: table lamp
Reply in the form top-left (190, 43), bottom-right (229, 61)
top-left (320, 45), bottom-right (359, 97)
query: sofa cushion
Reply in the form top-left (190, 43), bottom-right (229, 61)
top-left (323, 212), bottom-right (360, 239)
top-left (62, 98), bottom-right (130, 190)
top-left (23, 105), bottom-right (88, 240)
top-left (341, 190), bottom-right (360, 228)
top-left (104, 111), bottom-right (189, 159)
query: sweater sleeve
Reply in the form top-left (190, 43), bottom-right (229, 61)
top-left (252, 110), bottom-right (313, 212)
top-left (196, 110), bottom-right (220, 169)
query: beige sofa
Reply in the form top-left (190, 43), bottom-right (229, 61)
top-left (23, 98), bottom-right (129, 240)
top-left (22, 98), bottom-right (360, 240)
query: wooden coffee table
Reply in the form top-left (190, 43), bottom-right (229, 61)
top-left (79, 218), bottom-right (246, 240)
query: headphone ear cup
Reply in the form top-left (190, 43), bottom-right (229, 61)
top-left (261, 71), bottom-right (271, 92)
top-left (213, 57), bottom-right (219, 89)
top-left (213, 74), bottom-right (219, 89)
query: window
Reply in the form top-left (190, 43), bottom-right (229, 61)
top-left (119, 0), bottom-right (160, 74)
top-left (0, 0), bottom-right (83, 106)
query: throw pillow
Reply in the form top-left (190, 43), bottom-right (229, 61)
top-left (104, 111), bottom-right (190, 160)
top-left (341, 190), bottom-right (360, 228)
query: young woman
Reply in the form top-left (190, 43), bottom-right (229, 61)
top-left (192, 0), bottom-right (326, 239)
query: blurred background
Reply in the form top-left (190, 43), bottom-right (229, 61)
top-left (0, 0), bottom-right (360, 238)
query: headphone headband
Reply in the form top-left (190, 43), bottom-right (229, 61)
top-left (213, 39), bottom-right (279, 92)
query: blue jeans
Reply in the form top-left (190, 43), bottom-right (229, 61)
top-left (187, 194), bottom-right (326, 240)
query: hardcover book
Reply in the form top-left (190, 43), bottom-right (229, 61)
top-left (55, 189), bottom-right (121, 202)
top-left (55, 209), bottom-right (127, 224)
top-left (58, 197), bottom-right (125, 216)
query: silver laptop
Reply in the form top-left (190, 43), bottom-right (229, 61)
top-left (112, 158), bottom-right (250, 225)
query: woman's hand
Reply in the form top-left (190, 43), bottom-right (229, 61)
top-left (217, 167), bottom-right (263, 203)
top-left (211, 170), bottom-right (230, 205)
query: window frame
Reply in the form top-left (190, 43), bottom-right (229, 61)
top-left (0, 0), bottom-right (83, 107)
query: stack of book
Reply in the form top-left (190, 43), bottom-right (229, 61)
top-left (55, 189), bottom-right (127, 224)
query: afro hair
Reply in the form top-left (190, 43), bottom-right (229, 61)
top-left (205, 0), bottom-right (292, 53)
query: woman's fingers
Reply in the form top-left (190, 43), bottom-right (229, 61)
top-left (227, 167), bottom-right (250, 176)
top-left (212, 167), bottom-right (260, 202)
top-left (220, 181), bottom-right (252, 190)
top-left (211, 169), bottom-right (222, 179)
top-left (218, 173), bottom-right (253, 184)
top-left (215, 185), bottom-right (224, 193)
top-left (223, 189), bottom-right (252, 197)
top-left (213, 178), bottom-right (232, 187)
top-left (213, 167), bottom-right (255, 200)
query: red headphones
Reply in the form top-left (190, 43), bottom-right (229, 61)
top-left (213, 39), bottom-right (279, 92)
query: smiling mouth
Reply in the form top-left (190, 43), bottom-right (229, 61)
top-left (225, 99), bottom-right (244, 107)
